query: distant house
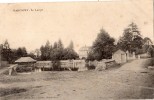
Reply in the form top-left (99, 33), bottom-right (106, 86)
top-left (79, 46), bottom-right (91, 59)
top-left (112, 49), bottom-right (127, 64)
top-left (15, 57), bottom-right (37, 72)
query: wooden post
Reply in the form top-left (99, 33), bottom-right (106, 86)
top-left (9, 68), bottom-right (12, 75)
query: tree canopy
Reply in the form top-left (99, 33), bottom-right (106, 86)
top-left (87, 28), bottom-right (115, 61)
top-left (40, 40), bottom-right (79, 61)
top-left (1, 22), bottom-right (153, 64)
top-left (117, 22), bottom-right (144, 53)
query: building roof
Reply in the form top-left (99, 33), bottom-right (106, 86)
top-left (113, 49), bottom-right (126, 54)
top-left (15, 57), bottom-right (37, 63)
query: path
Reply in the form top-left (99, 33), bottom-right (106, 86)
top-left (119, 58), bottom-right (151, 71)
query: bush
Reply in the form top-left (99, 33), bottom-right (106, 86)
top-left (16, 66), bottom-right (33, 73)
top-left (52, 61), bottom-right (61, 71)
top-left (148, 58), bottom-right (154, 66)
top-left (0, 88), bottom-right (27, 96)
top-left (71, 68), bottom-right (79, 71)
top-left (86, 63), bottom-right (96, 70)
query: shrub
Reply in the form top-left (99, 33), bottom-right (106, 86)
top-left (86, 63), bottom-right (96, 70)
top-left (52, 60), bottom-right (61, 71)
top-left (71, 68), bottom-right (78, 71)
top-left (148, 58), bottom-right (154, 66)
top-left (16, 66), bottom-right (33, 73)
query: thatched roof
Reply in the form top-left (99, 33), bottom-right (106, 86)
top-left (15, 57), bottom-right (36, 63)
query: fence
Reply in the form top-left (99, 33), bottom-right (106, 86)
top-left (14, 59), bottom-right (117, 72)
top-left (60, 60), bottom-right (86, 71)
top-left (35, 59), bottom-right (115, 71)
top-left (32, 60), bottom-right (87, 71)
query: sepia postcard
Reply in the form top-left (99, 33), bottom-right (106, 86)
top-left (0, 0), bottom-right (154, 100)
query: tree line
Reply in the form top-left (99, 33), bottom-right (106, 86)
top-left (0, 39), bottom-right (79, 63)
top-left (87, 22), bottom-right (154, 61)
top-left (0, 40), bottom-right (28, 63)
top-left (1, 22), bottom-right (153, 63)
top-left (40, 40), bottom-right (78, 61)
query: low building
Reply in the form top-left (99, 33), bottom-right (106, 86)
top-left (112, 49), bottom-right (127, 64)
top-left (15, 57), bottom-right (37, 72)
top-left (78, 46), bottom-right (91, 59)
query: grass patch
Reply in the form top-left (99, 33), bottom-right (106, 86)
top-left (0, 87), bottom-right (27, 96)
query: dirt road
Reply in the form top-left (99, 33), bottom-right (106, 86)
top-left (0, 59), bottom-right (154, 100)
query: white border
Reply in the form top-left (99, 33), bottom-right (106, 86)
top-left (0, 0), bottom-right (117, 3)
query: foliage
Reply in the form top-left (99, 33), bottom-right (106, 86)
top-left (142, 37), bottom-right (154, 56)
top-left (149, 58), bottom-right (154, 66)
top-left (117, 22), bottom-right (144, 53)
top-left (40, 40), bottom-right (51, 60)
top-left (52, 60), bottom-right (61, 71)
top-left (16, 66), bottom-right (33, 72)
top-left (0, 40), bottom-right (29, 63)
top-left (86, 64), bottom-right (96, 70)
top-left (147, 46), bottom-right (154, 57)
top-left (0, 40), bottom-right (20, 63)
top-left (87, 28), bottom-right (115, 61)
top-left (16, 47), bottom-right (27, 57)
top-left (27, 53), bottom-right (36, 59)
top-left (143, 37), bottom-right (153, 45)
top-left (40, 40), bottom-right (78, 61)
top-left (1, 40), bottom-right (11, 62)
top-left (1, 22), bottom-right (153, 64)
top-left (63, 41), bottom-right (79, 60)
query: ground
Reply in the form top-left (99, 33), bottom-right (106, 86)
top-left (0, 58), bottom-right (154, 100)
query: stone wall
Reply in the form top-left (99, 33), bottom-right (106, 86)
top-left (88, 59), bottom-right (116, 71)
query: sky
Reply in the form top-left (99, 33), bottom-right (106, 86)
top-left (0, 0), bottom-right (153, 53)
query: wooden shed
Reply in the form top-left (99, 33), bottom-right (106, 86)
top-left (15, 57), bottom-right (37, 72)
top-left (112, 49), bottom-right (127, 64)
